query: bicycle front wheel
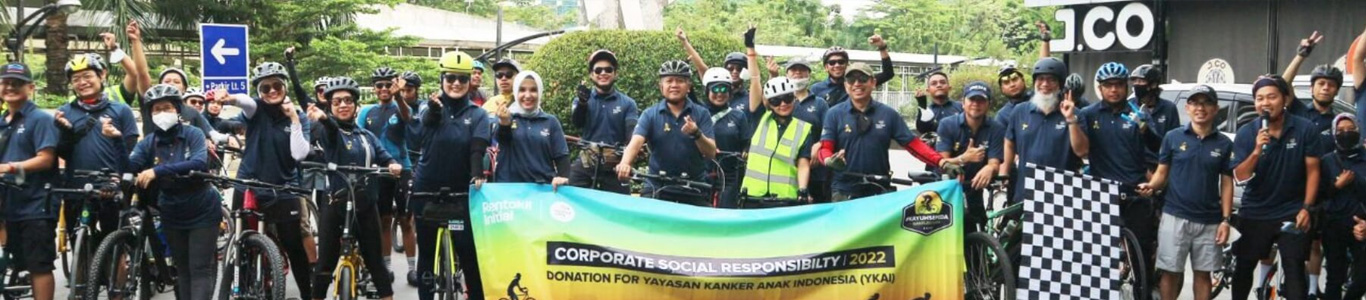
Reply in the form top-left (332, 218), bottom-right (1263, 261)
top-left (1120, 228), bottom-right (1149, 300)
top-left (1209, 246), bottom-right (1235, 297)
top-left (964, 232), bottom-right (1015, 300)
top-left (217, 234), bottom-right (287, 300)
top-left (69, 228), bottom-right (94, 298)
top-left (83, 229), bottom-right (142, 300)
top-left (338, 266), bottom-right (355, 300)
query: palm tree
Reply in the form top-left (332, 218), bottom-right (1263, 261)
top-left (43, 0), bottom-right (207, 95)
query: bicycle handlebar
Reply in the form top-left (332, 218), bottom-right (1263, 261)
top-left (566, 136), bottom-right (623, 151)
top-left (632, 171), bottom-right (713, 191)
top-left (410, 187), bottom-right (469, 200)
top-left (186, 171), bottom-right (312, 194)
top-left (846, 171), bottom-right (940, 186)
top-left (300, 161), bottom-right (395, 178)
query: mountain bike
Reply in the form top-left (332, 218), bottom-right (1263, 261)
top-left (411, 188), bottom-right (470, 300)
top-left (82, 174), bottom-right (181, 300)
top-left (629, 169), bottom-right (715, 207)
top-left (52, 168), bottom-right (128, 299)
top-left (190, 171), bottom-right (304, 300)
top-left (301, 161), bottom-right (396, 300)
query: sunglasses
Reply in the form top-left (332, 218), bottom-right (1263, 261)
top-left (825, 59), bottom-right (849, 66)
top-left (258, 82), bottom-right (286, 93)
top-left (593, 66), bottom-right (616, 75)
top-left (442, 74), bottom-right (472, 84)
top-left (709, 85), bottom-right (730, 94)
top-left (725, 65), bottom-right (744, 72)
top-left (845, 73), bottom-right (872, 83)
top-left (495, 71), bottom-right (515, 79)
top-left (999, 74), bottom-right (1022, 82)
top-left (1, 80), bottom-right (26, 89)
top-left (331, 96), bottom-right (356, 104)
top-left (315, 87), bottom-right (325, 94)
top-left (374, 82), bottom-right (393, 89)
top-left (187, 99), bottom-right (204, 106)
top-left (767, 95), bottom-right (796, 106)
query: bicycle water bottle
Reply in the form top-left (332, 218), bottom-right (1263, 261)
top-left (155, 216), bottom-right (174, 267)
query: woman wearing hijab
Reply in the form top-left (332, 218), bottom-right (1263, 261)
top-left (1316, 113), bottom-right (1366, 299)
top-left (483, 71), bottom-right (570, 188)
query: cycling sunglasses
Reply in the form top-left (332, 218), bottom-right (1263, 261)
top-left (442, 74), bottom-right (472, 84)
top-left (593, 66), bottom-right (616, 74)
top-left (258, 82), bottom-right (287, 93)
top-left (825, 59), bottom-right (849, 66)
top-left (845, 73), bottom-right (873, 84)
top-left (374, 82), bottom-right (393, 89)
top-left (495, 71), bottom-right (515, 79)
top-left (767, 95), bottom-right (796, 106)
top-left (709, 84), bottom-right (730, 95)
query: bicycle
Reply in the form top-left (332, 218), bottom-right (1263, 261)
top-left (0, 178), bottom-right (36, 300)
top-left (81, 172), bottom-right (184, 300)
top-left (410, 188), bottom-right (471, 300)
top-left (497, 286), bottom-right (535, 300)
top-left (188, 171), bottom-right (305, 300)
top-left (735, 188), bottom-right (806, 209)
top-left (1209, 244), bottom-right (1235, 298)
top-left (629, 169), bottom-right (716, 207)
top-left (565, 136), bottom-right (626, 191)
top-left (51, 168), bottom-right (128, 299)
top-left (301, 161), bottom-right (396, 300)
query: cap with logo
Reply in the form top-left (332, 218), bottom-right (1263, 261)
top-left (846, 62), bottom-right (875, 77)
top-left (963, 81), bottom-right (992, 101)
top-left (1, 63), bottom-right (33, 83)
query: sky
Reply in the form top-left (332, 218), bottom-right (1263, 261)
top-left (821, 0), bottom-right (875, 21)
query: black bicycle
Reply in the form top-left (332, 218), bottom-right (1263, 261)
top-left (51, 168), bottom-right (128, 299)
top-left (629, 169), bottom-right (716, 207)
top-left (735, 189), bottom-right (807, 209)
top-left (566, 136), bottom-right (629, 191)
top-left (81, 172), bottom-right (183, 300)
top-left (188, 171), bottom-right (305, 300)
top-left (301, 161), bottom-right (395, 300)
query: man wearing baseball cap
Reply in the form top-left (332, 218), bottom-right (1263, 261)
top-left (935, 81), bottom-right (1004, 234)
top-left (569, 49), bottom-right (640, 194)
top-left (0, 62), bottom-right (61, 300)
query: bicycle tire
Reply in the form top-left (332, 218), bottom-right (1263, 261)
top-left (70, 228), bottom-right (93, 299)
top-left (1209, 247), bottom-right (1235, 297)
top-left (1257, 255), bottom-right (1282, 300)
top-left (217, 233), bottom-right (287, 300)
top-left (964, 232), bottom-right (1015, 300)
top-left (60, 228), bottom-right (72, 280)
top-left (1120, 228), bottom-right (1149, 300)
top-left (338, 266), bottom-right (355, 300)
top-left (217, 205), bottom-right (234, 258)
top-left (83, 229), bottom-right (140, 300)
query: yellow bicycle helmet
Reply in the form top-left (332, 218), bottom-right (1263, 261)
top-left (438, 52), bottom-right (475, 75)
top-left (65, 53), bottom-right (107, 78)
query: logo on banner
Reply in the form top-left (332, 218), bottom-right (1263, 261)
top-left (903, 191), bottom-right (952, 235)
top-left (1198, 58), bottom-right (1235, 84)
top-left (1048, 1), bottom-right (1155, 52)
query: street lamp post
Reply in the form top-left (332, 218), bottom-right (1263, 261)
top-left (5, 0), bottom-right (81, 63)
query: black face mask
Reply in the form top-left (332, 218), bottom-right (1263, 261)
top-left (1337, 131), bottom-right (1362, 156)
top-left (1133, 84), bottom-right (1152, 99)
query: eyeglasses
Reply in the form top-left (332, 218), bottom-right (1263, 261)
top-left (332, 96), bottom-right (355, 104)
top-left (187, 99), bottom-right (204, 106)
top-left (767, 95), bottom-right (796, 106)
top-left (70, 72), bottom-right (100, 84)
top-left (495, 71), bottom-right (515, 79)
top-left (442, 74), bottom-right (472, 84)
top-left (374, 82), bottom-right (392, 89)
top-left (258, 82), bottom-right (286, 93)
top-left (593, 66), bottom-right (616, 74)
top-left (315, 88), bottom-right (325, 94)
top-left (825, 59), bottom-right (849, 66)
top-left (999, 74), bottom-right (1022, 82)
top-left (845, 73), bottom-right (872, 83)
top-left (709, 85), bottom-right (730, 94)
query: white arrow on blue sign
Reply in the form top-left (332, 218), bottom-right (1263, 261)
top-left (199, 23), bottom-right (250, 95)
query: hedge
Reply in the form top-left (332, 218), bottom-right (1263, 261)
top-left (525, 30), bottom-right (745, 136)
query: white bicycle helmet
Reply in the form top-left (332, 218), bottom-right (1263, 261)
top-left (701, 68), bottom-right (732, 86)
top-left (764, 77), bottom-right (797, 99)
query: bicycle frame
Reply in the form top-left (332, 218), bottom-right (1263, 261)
top-left (304, 161), bottom-right (394, 299)
top-left (411, 189), bottom-right (469, 298)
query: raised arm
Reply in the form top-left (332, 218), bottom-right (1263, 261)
top-left (1281, 31), bottom-right (1323, 93)
top-left (870, 34), bottom-right (895, 85)
top-left (676, 28), bottom-right (711, 75)
top-left (283, 47), bottom-right (315, 109)
top-left (1353, 25), bottom-right (1366, 89)
top-left (746, 27), bottom-right (763, 114)
top-left (1036, 21), bottom-right (1052, 58)
top-left (127, 21), bottom-right (153, 94)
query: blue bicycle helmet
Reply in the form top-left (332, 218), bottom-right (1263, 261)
top-left (1095, 62), bottom-right (1129, 83)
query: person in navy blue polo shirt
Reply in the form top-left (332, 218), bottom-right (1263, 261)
top-left (0, 62), bottom-right (60, 300)
top-left (217, 61), bottom-right (316, 297)
top-left (935, 81), bottom-right (1002, 234)
top-left (999, 57), bottom-right (1079, 202)
top-left (1229, 76), bottom-right (1325, 300)
top-left (994, 65), bottom-right (1033, 126)
top-left (697, 67), bottom-right (750, 208)
top-left (1137, 85), bottom-right (1234, 300)
top-left (488, 71), bottom-right (571, 189)
top-left (569, 49), bottom-right (639, 194)
top-left (615, 60), bottom-right (718, 207)
top-left (814, 62), bottom-right (944, 201)
top-left (1313, 113), bottom-right (1366, 300)
top-left (915, 71), bottom-right (964, 141)
top-left (1129, 64), bottom-right (1180, 153)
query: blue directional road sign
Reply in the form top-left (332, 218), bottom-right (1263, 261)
top-left (199, 24), bottom-right (250, 95)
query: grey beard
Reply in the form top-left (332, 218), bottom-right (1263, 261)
top-left (1031, 91), bottom-right (1059, 113)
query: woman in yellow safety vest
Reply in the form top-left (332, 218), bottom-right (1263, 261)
top-left (738, 45), bottom-right (819, 208)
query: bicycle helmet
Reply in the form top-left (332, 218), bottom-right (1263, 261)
top-left (822, 46), bottom-right (848, 63)
top-left (313, 76), bottom-right (332, 89)
top-left (701, 67), bottom-right (732, 86)
top-left (998, 64), bottom-right (1024, 80)
top-left (1064, 73), bottom-right (1086, 96)
top-left (1031, 57), bottom-right (1066, 81)
top-left (158, 67), bottom-right (189, 83)
top-left (491, 58), bottom-right (522, 73)
top-left (723, 52), bottom-right (747, 67)
top-left (251, 62), bottom-right (289, 85)
top-left (438, 51), bottom-right (475, 75)
top-left (1310, 64), bottom-right (1344, 88)
top-left (401, 71), bottom-right (422, 87)
top-left (183, 87), bottom-right (205, 101)
top-left (658, 60), bottom-right (693, 78)
top-left (1095, 62), bottom-right (1129, 82)
top-left (65, 53), bottom-right (107, 77)
top-left (1129, 64), bottom-right (1162, 83)
top-left (472, 61), bottom-right (486, 72)
top-left (144, 84), bottom-right (183, 106)
top-left (324, 76), bottom-right (361, 100)
top-left (587, 49), bottom-right (618, 72)
top-left (764, 77), bottom-right (798, 99)
top-left (371, 67), bottom-right (398, 81)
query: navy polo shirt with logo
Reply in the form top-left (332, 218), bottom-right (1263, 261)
top-left (1318, 151), bottom-right (1366, 219)
top-left (710, 108), bottom-right (750, 164)
top-left (728, 89), bottom-right (751, 113)
top-left (235, 99), bottom-right (312, 205)
top-left (1159, 125), bottom-right (1234, 224)
top-left (1004, 102), bottom-right (1080, 202)
top-left (935, 114), bottom-right (1005, 185)
top-left (634, 100), bottom-right (716, 188)
top-left (1230, 115), bottom-right (1326, 220)
top-left (918, 100), bottom-right (964, 134)
top-left (994, 91), bottom-right (1033, 127)
top-left (821, 100), bottom-right (917, 194)
top-left (1290, 100), bottom-right (1335, 155)
top-left (57, 98), bottom-right (139, 173)
top-left (573, 90), bottom-right (639, 146)
top-left (1078, 103), bottom-right (1158, 185)
top-left (493, 112), bottom-right (569, 183)
top-left (0, 101), bottom-right (60, 221)
top-left (1130, 96), bottom-right (1181, 139)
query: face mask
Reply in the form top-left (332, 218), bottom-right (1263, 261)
top-left (1133, 85), bottom-right (1152, 99)
top-left (1337, 131), bottom-right (1362, 152)
top-left (790, 78), bottom-right (810, 91)
top-left (153, 112), bottom-right (179, 131)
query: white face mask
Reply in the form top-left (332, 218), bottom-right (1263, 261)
top-left (153, 112), bottom-right (179, 131)
top-left (790, 78), bottom-right (810, 91)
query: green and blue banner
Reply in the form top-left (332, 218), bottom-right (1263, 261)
top-left (471, 181), bottom-right (965, 300)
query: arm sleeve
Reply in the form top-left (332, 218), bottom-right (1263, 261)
top-left (284, 59), bottom-right (314, 107)
top-left (934, 121), bottom-right (955, 153)
top-left (697, 111), bottom-right (715, 139)
top-left (153, 130), bottom-right (209, 177)
top-left (423, 104), bottom-right (443, 128)
top-left (289, 121), bottom-right (310, 161)
top-left (231, 94), bottom-right (258, 119)
top-left (876, 56), bottom-right (895, 85)
top-left (1319, 157), bottom-right (1338, 199)
top-left (1229, 126), bottom-right (1254, 172)
top-left (987, 127), bottom-right (1005, 161)
top-left (797, 132), bottom-right (819, 159)
top-left (127, 139), bottom-right (152, 173)
top-left (895, 116), bottom-right (940, 167)
top-left (120, 108), bottom-right (140, 151)
top-left (1157, 132), bottom-right (1174, 165)
top-left (633, 110), bottom-right (653, 139)
top-left (554, 156), bottom-right (571, 178)
top-left (371, 132), bottom-right (395, 167)
top-left (470, 116), bottom-right (493, 178)
top-left (551, 119), bottom-right (570, 160)
top-left (495, 123), bottom-right (513, 144)
top-left (571, 96), bottom-right (590, 129)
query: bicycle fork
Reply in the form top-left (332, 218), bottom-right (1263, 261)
top-left (430, 221), bottom-right (463, 295)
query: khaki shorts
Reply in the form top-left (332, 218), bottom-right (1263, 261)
top-left (1156, 213), bottom-right (1221, 273)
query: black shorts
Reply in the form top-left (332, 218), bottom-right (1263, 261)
top-left (260, 196), bottom-right (303, 223)
top-left (375, 171), bottom-right (411, 215)
top-left (6, 219), bottom-right (56, 273)
top-left (1233, 216), bottom-right (1311, 261)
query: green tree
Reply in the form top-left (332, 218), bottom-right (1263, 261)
top-left (665, 0), bottom-right (843, 48)
top-left (406, 0), bottom-right (575, 30)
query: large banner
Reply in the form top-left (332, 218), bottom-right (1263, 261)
top-left (470, 182), bottom-right (965, 300)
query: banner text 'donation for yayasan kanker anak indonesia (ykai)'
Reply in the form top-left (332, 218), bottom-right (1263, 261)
top-left (470, 182), bottom-right (964, 300)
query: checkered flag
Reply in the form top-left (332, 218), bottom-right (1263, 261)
top-left (1015, 163), bottom-right (1123, 299)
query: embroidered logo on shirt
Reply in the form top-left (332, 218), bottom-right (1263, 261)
top-left (1121, 121), bottom-right (1132, 129)
top-left (15, 125), bottom-right (24, 134)
top-left (1286, 138), bottom-right (1297, 149)
top-left (807, 105), bottom-right (816, 113)
top-left (540, 128), bottom-right (550, 137)
top-left (1157, 116), bottom-right (1167, 124)
top-left (1210, 148), bottom-right (1223, 158)
top-left (727, 121), bottom-right (736, 128)
top-left (511, 121), bottom-right (518, 130)
top-left (463, 118), bottom-right (472, 125)
top-left (612, 106), bottom-right (623, 115)
top-left (845, 124), bottom-right (852, 133)
top-left (1054, 121), bottom-right (1065, 130)
top-left (875, 120), bottom-right (886, 129)
top-left (1092, 121), bottom-right (1100, 129)
top-left (664, 123), bottom-right (672, 132)
top-left (1179, 142), bottom-right (1187, 152)
top-left (1021, 123), bottom-right (1028, 130)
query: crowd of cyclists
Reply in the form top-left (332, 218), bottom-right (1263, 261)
top-left (0, 16), bottom-right (1363, 300)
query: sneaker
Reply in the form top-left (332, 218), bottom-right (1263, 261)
top-left (407, 270), bottom-right (419, 287)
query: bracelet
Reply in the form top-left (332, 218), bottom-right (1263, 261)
top-left (7, 163), bottom-right (17, 174)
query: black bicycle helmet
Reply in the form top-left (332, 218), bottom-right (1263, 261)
top-left (1031, 57), bottom-right (1066, 81)
top-left (658, 60), bottom-right (693, 78)
top-left (723, 52), bottom-right (747, 67)
top-left (144, 83), bottom-right (183, 106)
top-left (324, 77), bottom-right (361, 100)
top-left (401, 71), bottom-right (422, 87)
top-left (1129, 64), bottom-right (1162, 83)
top-left (1310, 64), bottom-right (1344, 88)
top-left (1064, 73), bottom-right (1086, 97)
top-left (371, 67), bottom-right (398, 82)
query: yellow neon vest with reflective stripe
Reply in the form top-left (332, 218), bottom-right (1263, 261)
top-left (741, 111), bottom-right (812, 198)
